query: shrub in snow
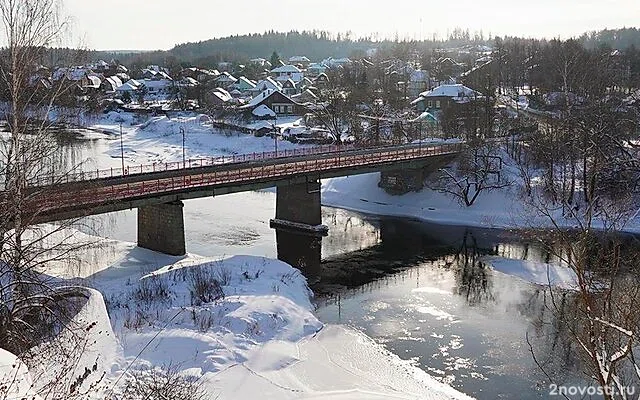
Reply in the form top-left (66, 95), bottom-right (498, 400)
top-left (120, 365), bottom-right (205, 400)
top-left (188, 268), bottom-right (224, 307)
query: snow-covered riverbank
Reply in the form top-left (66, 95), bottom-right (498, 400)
top-left (1, 230), bottom-right (473, 399)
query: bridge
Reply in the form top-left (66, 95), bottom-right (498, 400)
top-left (20, 142), bottom-right (462, 257)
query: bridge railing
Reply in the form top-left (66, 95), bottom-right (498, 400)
top-left (36, 142), bottom-right (463, 213)
top-left (28, 144), bottom-right (360, 187)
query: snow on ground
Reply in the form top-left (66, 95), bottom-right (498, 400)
top-left (0, 348), bottom-right (42, 399)
top-left (1, 224), bottom-right (473, 399)
top-left (483, 256), bottom-right (578, 290)
top-left (322, 172), bottom-right (527, 229)
top-left (321, 150), bottom-right (640, 233)
top-left (92, 250), bottom-right (471, 399)
top-left (80, 111), bottom-right (308, 172)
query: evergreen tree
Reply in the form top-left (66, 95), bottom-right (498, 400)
top-left (270, 51), bottom-right (280, 67)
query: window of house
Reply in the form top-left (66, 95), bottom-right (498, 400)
top-left (287, 105), bottom-right (293, 114)
top-left (273, 105), bottom-right (280, 113)
top-left (427, 100), bottom-right (433, 108)
top-left (436, 100), bottom-right (441, 108)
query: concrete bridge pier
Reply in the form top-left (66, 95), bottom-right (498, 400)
top-left (270, 179), bottom-right (327, 277)
top-left (138, 200), bottom-right (186, 256)
top-left (270, 179), bottom-right (328, 235)
top-left (379, 157), bottom-right (455, 195)
top-left (379, 168), bottom-right (426, 194)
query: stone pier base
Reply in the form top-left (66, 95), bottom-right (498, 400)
top-left (138, 201), bottom-right (186, 256)
top-left (270, 180), bottom-right (328, 235)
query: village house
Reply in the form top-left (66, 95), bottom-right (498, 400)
top-left (270, 65), bottom-right (304, 83)
top-left (250, 77), bottom-right (282, 95)
top-left (281, 79), bottom-right (297, 95)
top-left (82, 75), bottom-right (102, 93)
top-left (204, 87), bottom-right (233, 108)
top-left (322, 57), bottom-right (352, 69)
top-left (288, 56), bottom-right (311, 68)
top-left (410, 84), bottom-right (483, 113)
top-left (215, 72), bottom-right (238, 88)
top-left (116, 79), bottom-right (144, 98)
top-left (249, 58), bottom-right (272, 69)
top-left (291, 88), bottom-right (318, 104)
top-left (313, 73), bottom-right (329, 89)
top-left (101, 76), bottom-right (123, 93)
top-left (235, 76), bottom-right (257, 92)
top-left (240, 89), bottom-right (305, 116)
top-left (306, 63), bottom-right (327, 77)
top-left (52, 66), bottom-right (93, 86)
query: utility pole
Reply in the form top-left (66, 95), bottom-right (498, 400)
top-left (180, 126), bottom-right (186, 167)
top-left (272, 115), bottom-right (278, 155)
top-left (119, 122), bottom-right (125, 173)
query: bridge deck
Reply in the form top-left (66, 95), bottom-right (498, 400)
top-left (19, 142), bottom-right (462, 222)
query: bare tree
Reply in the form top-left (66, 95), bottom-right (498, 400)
top-left (311, 87), bottom-right (350, 144)
top-left (525, 195), bottom-right (640, 400)
top-left (430, 142), bottom-right (512, 207)
top-left (0, 2), bottom-right (105, 393)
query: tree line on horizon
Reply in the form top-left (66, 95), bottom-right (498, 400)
top-left (89, 27), bottom-right (640, 71)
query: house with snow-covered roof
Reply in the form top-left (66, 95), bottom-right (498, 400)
top-left (281, 79), bottom-right (298, 95)
top-left (240, 89), bottom-right (305, 116)
top-left (215, 72), bottom-right (238, 87)
top-left (322, 57), bottom-right (352, 69)
top-left (288, 56), bottom-right (310, 68)
top-left (142, 78), bottom-right (173, 97)
top-left (251, 104), bottom-right (277, 120)
top-left (235, 76), bottom-right (256, 92)
top-left (116, 79), bottom-right (144, 99)
top-left (101, 76), bottom-right (123, 93)
top-left (52, 66), bottom-right (93, 85)
top-left (250, 77), bottom-right (282, 95)
top-left (249, 58), bottom-right (272, 68)
top-left (306, 63), bottom-right (327, 77)
top-left (83, 75), bottom-right (102, 92)
top-left (205, 87), bottom-right (233, 107)
top-left (270, 65), bottom-right (303, 83)
top-left (410, 84), bottom-right (483, 112)
top-left (176, 77), bottom-right (199, 88)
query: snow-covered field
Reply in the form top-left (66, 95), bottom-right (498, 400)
top-left (79, 111), bottom-right (309, 172)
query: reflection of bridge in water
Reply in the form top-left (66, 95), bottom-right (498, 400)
top-left (278, 216), bottom-right (533, 294)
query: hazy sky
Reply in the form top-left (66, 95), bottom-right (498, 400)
top-left (65, 0), bottom-right (639, 50)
